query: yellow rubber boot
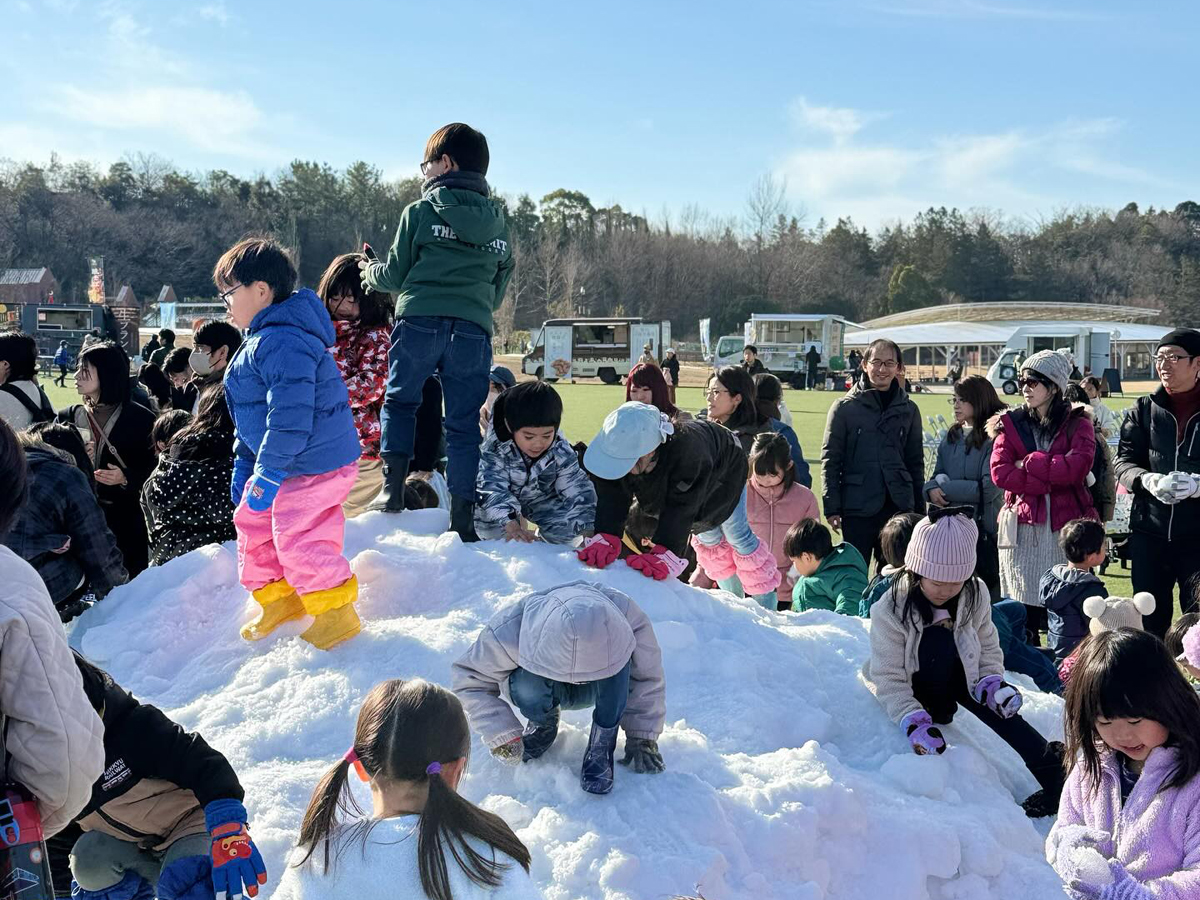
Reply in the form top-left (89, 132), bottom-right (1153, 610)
top-left (299, 576), bottom-right (361, 650)
top-left (241, 579), bottom-right (306, 641)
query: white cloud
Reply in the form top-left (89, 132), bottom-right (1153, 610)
top-left (46, 85), bottom-right (275, 158)
top-left (198, 2), bottom-right (231, 26)
top-left (774, 100), bottom-right (1176, 228)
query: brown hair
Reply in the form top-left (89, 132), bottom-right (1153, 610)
top-left (749, 432), bottom-right (794, 491)
top-left (949, 375), bottom-right (1007, 450)
top-left (879, 512), bottom-right (923, 569)
top-left (1063, 629), bottom-right (1200, 796)
top-left (212, 236), bottom-right (298, 302)
top-left (316, 253), bottom-right (393, 329)
top-left (296, 679), bottom-right (530, 899)
top-left (424, 124), bottom-right (490, 175)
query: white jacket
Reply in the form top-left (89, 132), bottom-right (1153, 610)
top-left (0, 545), bottom-right (105, 835)
top-left (0, 380), bottom-right (51, 432)
top-left (861, 577), bottom-right (1004, 724)
top-left (451, 582), bottom-right (666, 749)
top-left (271, 816), bottom-right (542, 900)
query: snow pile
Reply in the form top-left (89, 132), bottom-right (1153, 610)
top-left (69, 511), bottom-right (1067, 900)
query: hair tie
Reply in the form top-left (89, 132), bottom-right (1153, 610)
top-left (426, 762), bottom-right (442, 776)
top-left (343, 747), bottom-right (359, 765)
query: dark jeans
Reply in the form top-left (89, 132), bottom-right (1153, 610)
top-left (380, 316), bottom-right (490, 501)
top-left (508, 660), bottom-right (632, 730)
top-left (1130, 532), bottom-right (1200, 638)
top-left (56, 364), bottom-right (68, 386)
top-left (842, 498), bottom-right (901, 575)
top-left (911, 625), bottom-right (1062, 793)
top-left (992, 600), bottom-right (1063, 695)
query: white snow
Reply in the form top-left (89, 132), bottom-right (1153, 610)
top-left (68, 512), bottom-right (1068, 900)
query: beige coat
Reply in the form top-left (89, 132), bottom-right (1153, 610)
top-left (0, 546), bottom-right (105, 835)
top-left (862, 577), bottom-right (1004, 724)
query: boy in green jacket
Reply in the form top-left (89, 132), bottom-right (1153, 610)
top-left (785, 518), bottom-right (869, 615)
top-left (359, 123), bottom-right (514, 540)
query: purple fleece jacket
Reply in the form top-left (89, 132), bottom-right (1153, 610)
top-left (1049, 746), bottom-right (1200, 897)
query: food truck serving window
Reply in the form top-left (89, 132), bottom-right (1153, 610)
top-left (38, 308), bottom-right (91, 330)
top-left (574, 324), bottom-right (628, 347)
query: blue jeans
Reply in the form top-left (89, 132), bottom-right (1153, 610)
top-left (381, 316), bottom-right (490, 500)
top-left (992, 599), bottom-right (1063, 695)
top-left (695, 488), bottom-right (774, 611)
top-left (508, 660), bottom-right (632, 729)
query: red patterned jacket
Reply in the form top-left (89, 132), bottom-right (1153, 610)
top-left (332, 320), bottom-right (390, 460)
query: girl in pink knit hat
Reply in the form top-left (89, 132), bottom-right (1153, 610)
top-left (1048, 629), bottom-right (1200, 898)
top-left (862, 507), bottom-right (1065, 817)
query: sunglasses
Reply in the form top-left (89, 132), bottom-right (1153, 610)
top-left (1017, 376), bottom-right (1051, 390)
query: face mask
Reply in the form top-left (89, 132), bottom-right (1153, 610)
top-left (189, 349), bottom-right (213, 376)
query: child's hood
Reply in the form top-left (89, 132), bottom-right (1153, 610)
top-left (426, 187), bottom-right (507, 245)
top-left (819, 543), bottom-right (868, 576)
top-left (1047, 563), bottom-right (1104, 586)
top-left (249, 288), bottom-right (336, 348)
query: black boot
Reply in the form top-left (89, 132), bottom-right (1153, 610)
top-left (521, 707), bottom-right (561, 761)
top-left (366, 453), bottom-right (410, 513)
top-left (580, 721), bottom-right (619, 795)
top-left (1021, 741), bottom-right (1065, 818)
top-left (450, 494), bottom-right (479, 543)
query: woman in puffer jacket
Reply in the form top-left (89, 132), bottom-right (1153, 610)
top-left (989, 350), bottom-right (1097, 619)
top-left (141, 385), bottom-right (236, 566)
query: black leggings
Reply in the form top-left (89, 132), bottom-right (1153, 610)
top-left (911, 626), bottom-right (1062, 794)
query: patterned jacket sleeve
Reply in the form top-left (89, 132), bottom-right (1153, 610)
top-left (552, 439), bottom-right (597, 534)
top-left (63, 467), bottom-right (127, 597)
top-left (342, 327), bottom-right (390, 411)
top-left (475, 439), bottom-right (522, 526)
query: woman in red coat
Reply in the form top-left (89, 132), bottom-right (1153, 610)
top-left (989, 350), bottom-right (1097, 624)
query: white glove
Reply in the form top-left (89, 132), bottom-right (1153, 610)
top-left (1168, 471), bottom-right (1200, 501)
top-left (1047, 824), bottom-right (1112, 868)
top-left (1142, 473), bottom-right (1181, 505)
top-left (1086, 471), bottom-right (1096, 487)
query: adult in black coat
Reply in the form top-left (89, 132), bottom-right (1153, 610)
top-left (821, 338), bottom-right (925, 573)
top-left (58, 341), bottom-right (157, 576)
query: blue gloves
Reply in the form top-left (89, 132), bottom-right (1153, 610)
top-left (243, 467), bottom-right (287, 513)
top-left (72, 871), bottom-right (155, 900)
top-left (231, 457), bottom-right (253, 506)
top-left (205, 799), bottom-right (268, 900)
top-left (157, 854), bottom-right (214, 900)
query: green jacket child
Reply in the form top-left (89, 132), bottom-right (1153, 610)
top-left (785, 519), bottom-right (869, 616)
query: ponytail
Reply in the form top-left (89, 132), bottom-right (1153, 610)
top-left (295, 758), bottom-right (358, 871)
top-left (417, 768), bottom-right (531, 900)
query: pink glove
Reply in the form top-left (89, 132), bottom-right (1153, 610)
top-left (626, 545), bottom-right (687, 580)
top-left (972, 674), bottom-right (1023, 719)
top-left (577, 533), bottom-right (621, 569)
top-left (901, 710), bottom-right (946, 755)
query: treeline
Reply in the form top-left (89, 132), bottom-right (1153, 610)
top-left (3, 155), bottom-right (1200, 346)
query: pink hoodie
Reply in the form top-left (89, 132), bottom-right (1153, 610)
top-left (691, 479), bottom-right (819, 607)
top-left (1049, 746), bottom-right (1200, 898)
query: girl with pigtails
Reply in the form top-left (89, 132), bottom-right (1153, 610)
top-left (273, 679), bottom-right (539, 900)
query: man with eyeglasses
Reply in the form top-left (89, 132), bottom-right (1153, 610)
top-left (821, 338), bottom-right (925, 573)
top-left (1115, 328), bottom-right (1200, 637)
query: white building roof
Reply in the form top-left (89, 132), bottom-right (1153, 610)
top-left (844, 320), bottom-right (1173, 349)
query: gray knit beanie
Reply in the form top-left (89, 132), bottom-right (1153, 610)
top-left (1021, 349), bottom-right (1073, 394)
top-left (1083, 592), bottom-right (1156, 636)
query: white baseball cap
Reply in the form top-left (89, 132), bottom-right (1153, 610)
top-left (584, 402), bottom-right (673, 480)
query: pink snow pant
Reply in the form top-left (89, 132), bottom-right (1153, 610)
top-left (235, 464), bottom-right (357, 595)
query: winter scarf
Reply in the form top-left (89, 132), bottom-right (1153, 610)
top-left (423, 170), bottom-right (490, 198)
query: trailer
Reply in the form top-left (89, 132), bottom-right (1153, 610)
top-left (707, 313), bottom-right (851, 388)
top-left (986, 325), bottom-right (1114, 395)
top-left (521, 317), bottom-right (672, 383)
top-left (1, 301), bottom-right (123, 368)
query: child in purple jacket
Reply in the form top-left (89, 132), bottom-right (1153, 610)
top-left (1048, 628), bottom-right (1200, 898)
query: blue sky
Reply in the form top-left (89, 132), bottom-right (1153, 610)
top-left (2, 0), bottom-right (1196, 231)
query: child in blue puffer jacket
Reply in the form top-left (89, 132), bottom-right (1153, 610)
top-left (216, 237), bottom-right (362, 651)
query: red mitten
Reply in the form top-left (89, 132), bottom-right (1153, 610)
top-left (626, 545), bottom-right (687, 580)
top-left (577, 533), bottom-right (622, 569)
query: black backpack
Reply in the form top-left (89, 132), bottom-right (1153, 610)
top-left (0, 383), bottom-right (55, 424)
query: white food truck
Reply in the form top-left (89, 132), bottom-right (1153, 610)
top-left (521, 317), bottom-right (672, 383)
top-left (703, 313), bottom-right (851, 388)
top-left (987, 326), bottom-right (1114, 395)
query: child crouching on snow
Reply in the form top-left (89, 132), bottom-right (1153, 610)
top-left (274, 679), bottom-right (539, 900)
top-left (859, 512), bottom-right (922, 617)
top-left (216, 237), bottom-right (363, 651)
top-left (862, 507), bottom-right (1065, 817)
top-left (65, 655), bottom-right (267, 900)
top-left (1047, 629), bottom-right (1200, 898)
top-left (474, 381), bottom-right (596, 544)
top-left (451, 581), bottom-right (666, 796)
